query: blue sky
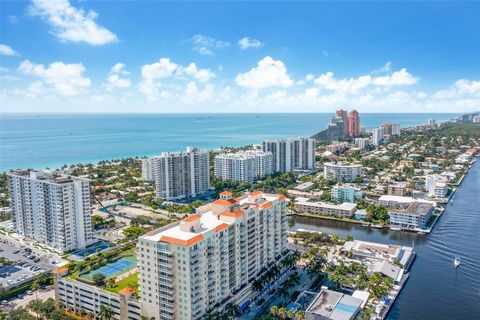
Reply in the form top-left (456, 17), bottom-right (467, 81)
top-left (0, 0), bottom-right (479, 113)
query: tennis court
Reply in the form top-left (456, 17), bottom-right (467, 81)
top-left (79, 256), bottom-right (137, 281)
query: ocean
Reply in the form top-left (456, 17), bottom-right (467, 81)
top-left (0, 113), bottom-right (458, 172)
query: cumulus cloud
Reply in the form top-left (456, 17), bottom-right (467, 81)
top-left (238, 37), bottom-right (263, 50)
top-left (432, 79), bottom-right (480, 99)
top-left (0, 44), bottom-right (18, 56)
top-left (18, 59), bottom-right (91, 96)
top-left (139, 58), bottom-right (215, 100)
top-left (314, 72), bottom-right (372, 94)
top-left (189, 34), bottom-right (230, 56)
top-left (28, 0), bottom-right (117, 45)
top-left (106, 63), bottom-right (130, 91)
top-left (313, 68), bottom-right (418, 94)
top-left (235, 56), bottom-right (293, 89)
top-left (373, 68), bottom-right (418, 86)
top-left (176, 63), bottom-right (215, 83)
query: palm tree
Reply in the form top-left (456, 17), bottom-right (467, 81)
top-left (224, 302), bottom-right (240, 319)
top-left (295, 310), bottom-right (305, 320)
top-left (287, 309), bottom-right (295, 319)
top-left (27, 299), bottom-right (43, 319)
top-left (288, 272), bottom-right (301, 288)
top-left (98, 305), bottom-right (114, 320)
top-left (278, 285), bottom-right (290, 303)
top-left (31, 280), bottom-right (40, 300)
top-left (270, 305), bottom-right (279, 318)
top-left (252, 278), bottom-right (264, 295)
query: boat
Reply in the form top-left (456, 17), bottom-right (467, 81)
top-left (454, 256), bottom-right (461, 268)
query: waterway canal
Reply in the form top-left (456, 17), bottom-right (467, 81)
top-left (290, 159), bottom-right (480, 320)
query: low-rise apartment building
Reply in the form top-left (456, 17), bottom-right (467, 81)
top-left (331, 185), bottom-right (362, 203)
top-left (389, 202), bottom-right (434, 230)
top-left (294, 197), bottom-right (357, 218)
top-left (378, 195), bottom-right (435, 209)
top-left (138, 191), bottom-right (287, 320)
top-left (323, 163), bottom-right (362, 182)
top-left (388, 182), bottom-right (407, 196)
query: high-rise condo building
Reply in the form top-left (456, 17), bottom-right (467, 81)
top-left (371, 127), bottom-right (384, 145)
top-left (214, 150), bottom-right (273, 184)
top-left (7, 170), bottom-right (95, 252)
top-left (151, 147), bottom-right (210, 200)
top-left (354, 137), bottom-right (369, 149)
top-left (262, 137), bottom-right (316, 172)
top-left (141, 158), bottom-right (155, 182)
top-left (138, 191), bottom-right (287, 320)
top-left (381, 123), bottom-right (401, 136)
top-left (336, 109), bottom-right (350, 137)
top-left (348, 109), bottom-right (361, 138)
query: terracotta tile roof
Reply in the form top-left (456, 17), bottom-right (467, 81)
top-left (160, 234), bottom-right (203, 246)
top-left (220, 210), bottom-right (244, 218)
top-left (52, 266), bottom-right (69, 275)
top-left (213, 199), bottom-right (236, 206)
top-left (250, 190), bottom-right (263, 196)
top-left (260, 201), bottom-right (272, 209)
top-left (215, 223), bottom-right (229, 232)
top-left (279, 195), bottom-right (287, 201)
top-left (219, 191), bottom-right (232, 196)
top-left (183, 214), bottom-right (201, 222)
top-left (119, 287), bottom-right (136, 296)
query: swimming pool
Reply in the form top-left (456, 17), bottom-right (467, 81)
top-left (79, 256), bottom-right (137, 281)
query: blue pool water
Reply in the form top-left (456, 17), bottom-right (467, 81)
top-left (0, 113), bottom-right (458, 171)
top-left (335, 302), bottom-right (358, 313)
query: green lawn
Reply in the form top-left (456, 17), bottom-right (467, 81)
top-left (105, 272), bottom-right (139, 294)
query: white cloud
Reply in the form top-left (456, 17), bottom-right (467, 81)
top-left (28, 0), bottom-right (117, 45)
top-left (0, 44), bottom-right (18, 56)
top-left (139, 58), bottom-right (178, 98)
top-left (176, 63), bottom-right (215, 83)
top-left (139, 58), bottom-right (215, 100)
top-left (189, 34), bottom-right (229, 55)
top-left (106, 63), bottom-right (130, 91)
top-left (373, 68), bottom-right (418, 86)
top-left (313, 68), bottom-right (418, 94)
top-left (235, 56), bottom-right (293, 89)
top-left (18, 59), bottom-right (91, 96)
top-left (182, 81), bottom-right (215, 104)
top-left (238, 37), bottom-right (263, 50)
top-left (432, 79), bottom-right (480, 99)
top-left (314, 72), bottom-right (372, 94)
top-left (372, 61), bottom-right (392, 74)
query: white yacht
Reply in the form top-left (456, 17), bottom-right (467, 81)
top-left (454, 256), bottom-right (461, 268)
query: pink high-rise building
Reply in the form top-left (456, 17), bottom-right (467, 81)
top-left (348, 109), bottom-right (361, 138)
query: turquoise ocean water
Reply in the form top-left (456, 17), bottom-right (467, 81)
top-left (0, 113), bottom-right (458, 171)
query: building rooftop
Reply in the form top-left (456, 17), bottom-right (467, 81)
top-left (403, 202), bottom-right (434, 216)
top-left (8, 169), bottom-right (88, 184)
top-left (306, 289), bottom-right (363, 320)
top-left (141, 191), bottom-right (284, 245)
top-left (295, 197), bottom-right (357, 211)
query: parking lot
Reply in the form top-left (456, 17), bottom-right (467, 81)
top-left (0, 263), bottom-right (45, 290)
top-left (0, 243), bottom-right (58, 272)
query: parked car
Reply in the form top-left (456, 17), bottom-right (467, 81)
top-left (13, 250), bottom-right (20, 254)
